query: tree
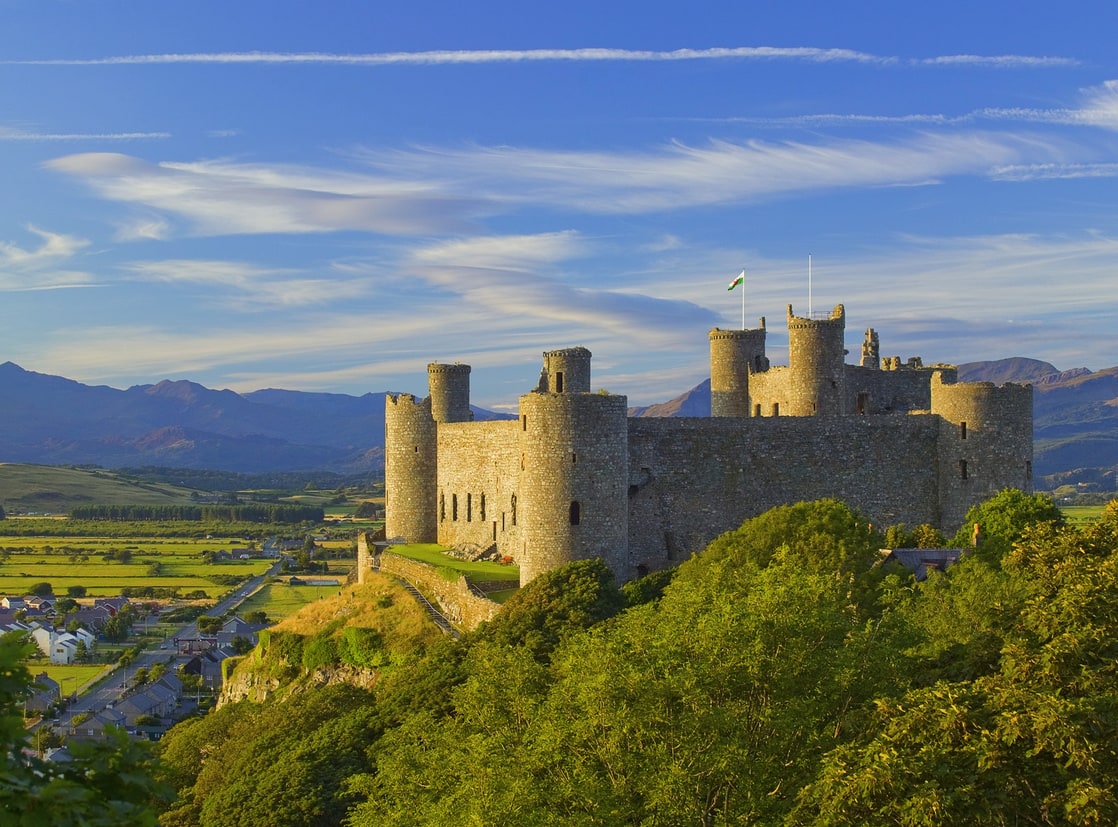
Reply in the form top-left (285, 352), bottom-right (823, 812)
top-left (951, 487), bottom-right (1065, 564)
top-left (26, 581), bottom-right (53, 597)
top-left (0, 631), bottom-right (169, 824)
top-left (66, 584), bottom-right (87, 598)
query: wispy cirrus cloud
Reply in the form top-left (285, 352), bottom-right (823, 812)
top-left (4, 46), bottom-right (1076, 70)
top-left (46, 128), bottom-right (1065, 241)
top-left (407, 232), bottom-right (718, 343)
top-left (366, 132), bottom-right (1052, 213)
top-left (0, 226), bottom-right (94, 290)
top-left (0, 126), bottom-right (169, 141)
top-left (122, 258), bottom-right (373, 308)
top-left (46, 152), bottom-right (484, 236)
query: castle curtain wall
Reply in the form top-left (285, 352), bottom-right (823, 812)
top-left (626, 415), bottom-right (942, 574)
top-left (436, 420), bottom-right (521, 557)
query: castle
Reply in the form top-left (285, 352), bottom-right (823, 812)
top-left (384, 303), bottom-right (1033, 586)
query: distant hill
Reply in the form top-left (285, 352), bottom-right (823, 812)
top-left (0, 362), bottom-right (507, 474)
top-left (0, 463), bottom-right (200, 513)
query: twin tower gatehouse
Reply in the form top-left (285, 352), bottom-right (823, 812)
top-left (385, 303), bottom-right (1033, 586)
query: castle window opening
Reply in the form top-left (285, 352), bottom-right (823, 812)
top-left (467, 493), bottom-right (472, 522)
top-left (414, 445), bottom-right (419, 453)
top-left (492, 521), bottom-right (497, 542)
top-left (960, 421), bottom-right (967, 440)
top-left (440, 494), bottom-right (445, 522)
top-left (511, 494), bottom-right (517, 526)
top-left (521, 414), bottom-right (527, 431)
top-left (572, 452), bottom-right (577, 464)
top-left (452, 494), bottom-right (459, 521)
top-left (856, 393), bottom-right (869, 415)
top-left (556, 372), bottom-right (564, 393)
top-left (773, 402), bottom-right (779, 416)
top-left (569, 501), bottom-right (581, 525)
top-left (501, 512), bottom-right (506, 531)
top-left (480, 494), bottom-right (486, 520)
top-left (754, 403), bottom-right (762, 417)
top-left (959, 460), bottom-right (968, 480)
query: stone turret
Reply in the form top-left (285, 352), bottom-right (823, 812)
top-left (709, 322), bottom-right (769, 418)
top-left (517, 348), bottom-right (628, 585)
top-left (384, 393), bottom-right (437, 543)
top-left (786, 303), bottom-right (847, 416)
top-left (931, 372), bottom-right (1034, 527)
top-left (428, 362), bottom-right (472, 423)
top-left (541, 347), bottom-right (592, 394)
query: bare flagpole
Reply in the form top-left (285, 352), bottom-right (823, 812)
top-left (808, 254), bottom-right (813, 317)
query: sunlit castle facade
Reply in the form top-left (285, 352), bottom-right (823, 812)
top-left (385, 302), bottom-right (1033, 586)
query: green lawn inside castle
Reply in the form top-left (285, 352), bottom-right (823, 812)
top-left (385, 300), bottom-right (1033, 588)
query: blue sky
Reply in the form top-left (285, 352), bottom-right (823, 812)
top-left (1, 0), bottom-right (1117, 410)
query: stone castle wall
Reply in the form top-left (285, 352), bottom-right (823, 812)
top-left (625, 414), bottom-right (942, 575)
top-left (435, 420), bottom-right (521, 555)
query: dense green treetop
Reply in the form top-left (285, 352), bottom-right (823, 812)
top-left (153, 492), bottom-right (1118, 827)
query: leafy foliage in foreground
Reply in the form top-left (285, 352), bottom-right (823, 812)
top-left (0, 633), bottom-right (169, 826)
top-left (156, 492), bottom-right (1118, 826)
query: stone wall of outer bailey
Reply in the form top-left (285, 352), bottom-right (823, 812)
top-left (436, 420), bottom-right (521, 557)
top-left (384, 394), bottom-right (437, 543)
top-left (626, 414), bottom-right (942, 572)
top-left (932, 376), bottom-right (1034, 528)
top-left (518, 392), bottom-right (629, 584)
top-left (379, 552), bottom-right (501, 628)
top-left (709, 327), bottom-right (767, 418)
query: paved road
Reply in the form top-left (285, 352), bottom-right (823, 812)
top-left (42, 559), bottom-right (283, 731)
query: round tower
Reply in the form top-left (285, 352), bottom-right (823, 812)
top-left (709, 323), bottom-right (768, 417)
top-left (516, 387), bottom-right (629, 586)
top-left (541, 347), bottom-right (592, 394)
top-left (786, 303), bottom-right (847, 416)
top-left (427, 362), bottom-right (472, 423)
top-left (384, 393), bottom-right (438, 543)
top-left (931, 373), bottom-right (1034, 530)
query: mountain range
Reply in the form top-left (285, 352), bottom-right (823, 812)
top-left (1, 358), bottom-right (1116, 487)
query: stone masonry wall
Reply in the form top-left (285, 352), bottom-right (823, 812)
top-left (436, 420), bottom-right (522, 557)
top-left (626, 414), bottom-right (942, 575)
top-left (378, 552), bottom-right (501, 628)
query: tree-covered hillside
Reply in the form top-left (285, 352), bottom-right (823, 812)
top-left (149, 492), bottom-right (1118, 826)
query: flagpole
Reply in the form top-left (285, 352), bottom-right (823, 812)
top-left (741, 265), bottom-right (746, 330)
top-left (808, 254), bottom-right (812, 317)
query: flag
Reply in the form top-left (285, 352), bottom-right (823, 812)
top-left (727, 270), bottom-right (745, 291)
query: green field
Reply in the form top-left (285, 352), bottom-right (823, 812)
top-left (0, 541), bottom-right (272, 598)
top-left (0, 464), bottom-right (199, 514)
top-left (1061, 504), bottom-right (1108, 526)
top-left (240, 580), bottom-right (350, 620)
